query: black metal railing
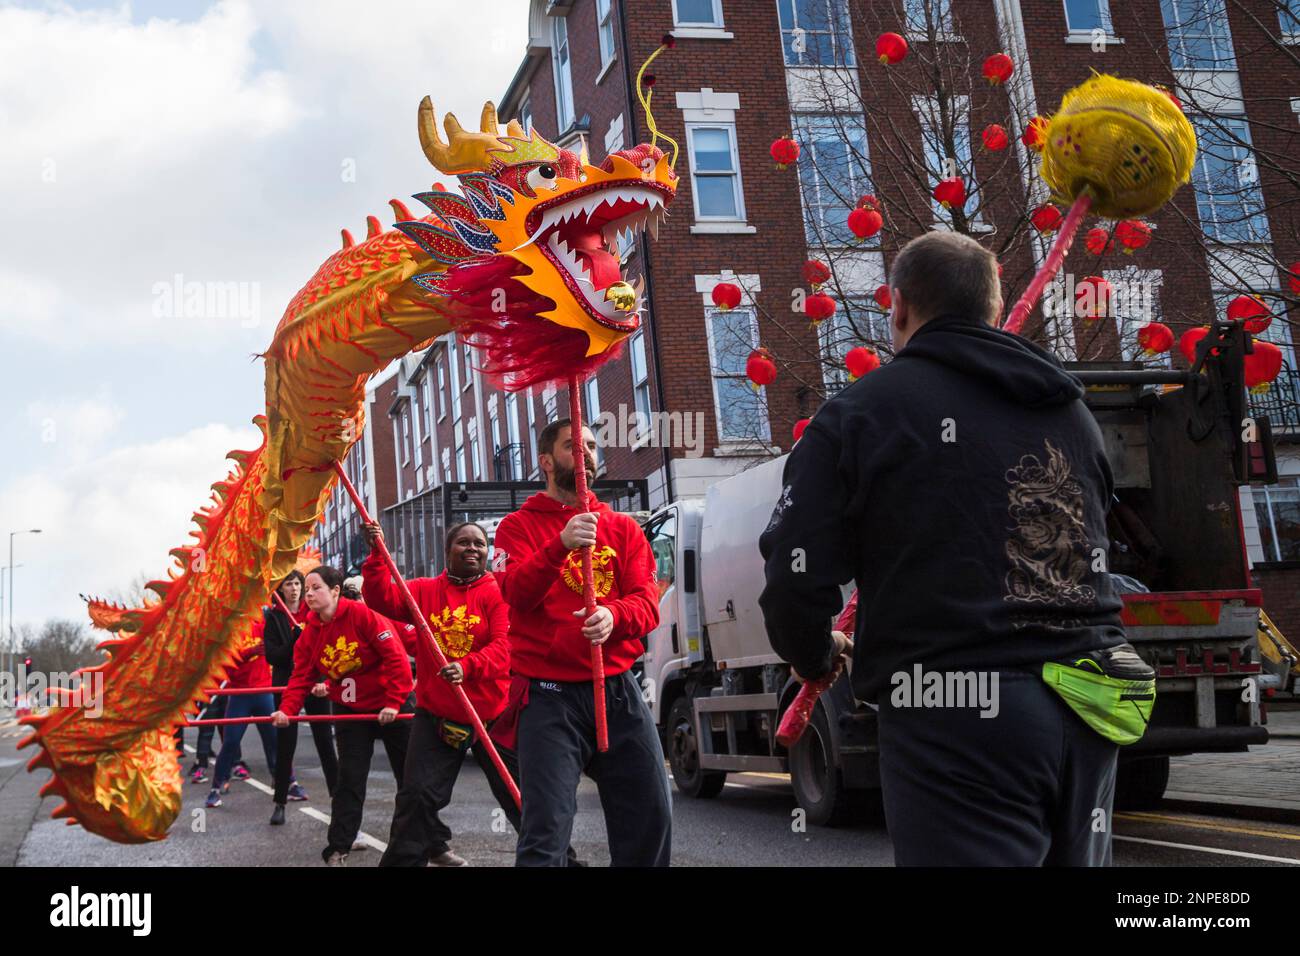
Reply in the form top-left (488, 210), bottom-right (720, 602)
top-left (493, 442), bottom-right (525, 481)
top-left (1249, 367), bottom-right (1300, 437)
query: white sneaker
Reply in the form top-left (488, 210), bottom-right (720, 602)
top-left (351, 840), bottom-right (370, 851)
top-left (428, 849), bottom-right (468, 867)
top-left (325, 851), bottom-right (348, 867)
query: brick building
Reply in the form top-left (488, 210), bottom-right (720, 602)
top-left (311, 0), bottom-right (1299, 633)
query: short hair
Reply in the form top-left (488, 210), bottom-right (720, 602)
top-left (306, 565), bottom-right (345, 591)
top-left (889, 231), bottom-right (1001, 326)
top-left (538, 418), bottom-right (571, 458)
top-left (445, 521), bottom-right (487, 553)
top-left (341, 576), bottom-right (363, 600)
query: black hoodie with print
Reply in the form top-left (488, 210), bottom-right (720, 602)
top-left (758, 314), bottom-right (1126, 701)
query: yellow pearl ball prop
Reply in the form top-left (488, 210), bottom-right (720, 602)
top-left (603, 280), bottom-right (637, 313)
top-left (1040, 74), bottom-right (1197, 220)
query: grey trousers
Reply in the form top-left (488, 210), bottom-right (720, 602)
top-left (877, 667), bottom-right (1118, 866)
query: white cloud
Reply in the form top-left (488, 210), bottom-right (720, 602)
top-left (1, 421), bottom-right (263, 628)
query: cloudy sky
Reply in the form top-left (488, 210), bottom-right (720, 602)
top-left (0, 0), bottom-right (531, 628)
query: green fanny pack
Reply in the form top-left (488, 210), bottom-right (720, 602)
top-left (1042, 643), bottom-right (1156, 746)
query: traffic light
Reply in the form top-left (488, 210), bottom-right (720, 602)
top-left (23, 657), bottom-right (31, 670)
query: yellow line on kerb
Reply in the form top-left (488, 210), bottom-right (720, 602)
top-left (1117, 811), bottom-right (1300, 842)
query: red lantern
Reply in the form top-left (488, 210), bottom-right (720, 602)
top-left (933, 177), bottom-right (966, 210)
top-left (792, 418), bottom-right (810, 443)
top-left (1287, 261), bottom-right (1300, 295)
top-left (845, 346), bottom-right (880, 379)
top-left (981, 124), bottom-right (1009, 151)
top-left (848, 207), bottom-right (883, 239)
top-left (982, 52), bottom-right (1014, 85)
top-left (1074, 276), bottom-right (1111, 320)
top-left (856, 194), bottom-right (883, 213)
top-left (1115, 219), bottom-right (1152, 253)
top-left (1030, 204), bottom-right (1064, 234)
top-left (804, 291), bottom-right (838, 324)
top-left (801, 259), bottom-right (832, 289)
top-left (1136, 322), bottom-right (1174, 357)
top-left (711, 281), bottom-right (742, 311)
top-left (1226, 294), bottom-right (1272, 334)
top-left (1022, 116), bottom-right (1048, 151)
top-left (770, 136), bottom-right (800, 169)
top-left (1178, 326), bottom-right (1211, 366)
top-left (746, 348), bottom-right (777, 388)
top-left (873, 284), bottom-right (892, 310)
top-left (876, 32), bottom-right (908, 64)
top-left (1084, 227), bottom-right (1115, 256)
top-left (1245, 340), bottom-right (1284, 393)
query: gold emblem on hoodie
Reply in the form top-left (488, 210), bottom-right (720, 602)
top-left (319, 636), bottom-right (362, 679)
top-left (562, 546), bottom-right (617, 598)
top-left (430, 604), bottom-right (482, 659)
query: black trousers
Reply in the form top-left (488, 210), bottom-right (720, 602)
top-left (323, 699), bottom-right (413, 860)
top-left (379, 708), bottom-right (523, 867)
top-left (877, 667), bottom-right (1118, 866)
top-left (272, 668), bottom-right (339, 804)
top-left (515, 671), bottom-right (671, 867)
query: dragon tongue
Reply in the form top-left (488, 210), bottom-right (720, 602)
top-left (572, 238), bottom-right (621, 291)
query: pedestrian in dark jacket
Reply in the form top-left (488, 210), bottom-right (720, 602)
top-left (760, 230), bottom-right (1127, 866)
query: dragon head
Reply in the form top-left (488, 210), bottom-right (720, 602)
top-left (397, 100), bottom-right (677, 388)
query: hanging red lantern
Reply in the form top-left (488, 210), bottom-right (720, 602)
top-left (746, 348), bottom-right (777, 388)
top-left (1084, 226), bottom-right (1115, 256)
top-left (1287, 261), bottom-right (1300, 295)
top-left (876, 32), bottom-right (908, 64)
top-left (1178, 326), bottom-right (1211, 366)
top-left (1245, 340), bottom-right (1284, 393)
top-left (1226, 294), bottom-right (1272, 334)
top-left (1074, 276), bottom-right (1112, 320)
top-left (845, 346), bottom-right (880, 379)
top-left (982, 52), bottom-right (1014, 85)
top-left (804, 291), bottom-right (838, 324)
top-left (856, 194), bottom-right (882, 213)
top-left (1136, 322), bottom-right (1174, 357)
top-left (770, 136), bottom-right (800, 169)
top-left (1115, 220), bottom-right (1152, 253)
top-left (1030, 204), bottom-right (1064, 234)
top-left (933, 177), bottom-right (966, 210)
top-left (1022, 116), bottom-right (1048, 151)
top-left (792, 418), bottom-right (810, 443)
top-left (848, 206), bottom-right (883, 239)
top-left (711, 281), bottom-right (742, 311)
top-left (801, 259), bottom-right (832, 289)
top-left (873, 284), bottom-right (892, 310)
top-left (981, 124), bottom-right (1009, 151)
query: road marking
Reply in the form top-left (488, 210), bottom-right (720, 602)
top-left (1117, 811), bottom-right (1300, 842)
top-left (183, 743), bottom-right (388, 852)
top-left (1112, 834), bottom-right (1300, 864)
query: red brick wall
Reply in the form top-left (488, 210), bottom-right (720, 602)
top-left (369, 375), bottom-right (399, 511)
top-left (1252, 566), bottom-right (1300, 647)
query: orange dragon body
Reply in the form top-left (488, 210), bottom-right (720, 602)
top-left (21, 98), bottom-right (677, 843)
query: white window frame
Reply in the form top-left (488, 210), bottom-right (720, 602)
top-left (1189, 114), bottom-right (1271, 245)
top-left (912, 94), bottom-right (990, 231)
top-left (411, 387), bottom-right (423, 469)
top-left (436, 359), bottom-right (447, 422)
top-left (595, 0), bottom-right (616, 79)
top-left (421, 370), bottom-right (433, 435)
top-left (462, 343), bottom-right (475, 392)
top-left (672, 0), bottom-right (723, 28)
top-left (629, 330), bottom-right (653, 442)
top-left (542, 382), bottom-right (558, 422)
top-left (583, 376), bottom-right (605, 469)
top-left (1103, 267), bottom-right (1170, 368)
top-left (1281, 1), bottom-right (1300, 42)
top-left (1160, 0), bottom-right (1236, 71)
top-left (1252, 478), bottom-right (1300, 563)
top-left (505, 392), bottom-right (523, 480)
top-left (685, 123), bottom-right (746, 223)
top-left (448, 347), bottom-right (462, 421)
top-left (777, 0), bottom-right (856, 67)
top-left (1062, 0), bottom-right (1118, 40)
top-left (400, 409), bottom-right (411, 467)
top-left (793, 113), bottom-right (873, 248)
top-left (441, 446), bottom-right (451, 484)
top-left (552, 15), bottom-right (576, 134)
top-left (526, 389), bottom-right (539, 478)
top-left (904, 0), bottom-right (960, 41)
top-left (518, 94), bottom-right (532, 134)
top-left (704, 305), bottom-right (772, 445)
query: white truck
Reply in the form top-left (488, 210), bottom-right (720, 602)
top-left (639, 324), bottom-right (1291, 826)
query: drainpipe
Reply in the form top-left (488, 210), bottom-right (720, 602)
top-left (618, 0), bottom-right (675, 507)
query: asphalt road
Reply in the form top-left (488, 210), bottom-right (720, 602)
top-left (4, 723), bottom-right (1300, 867)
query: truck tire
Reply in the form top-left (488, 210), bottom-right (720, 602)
top-left (789, 701), bottom-right (854, 827)
top-left (1114, 756), bottom-right (1170, 810)
top-left (667, 697), bottom-right (726, 799)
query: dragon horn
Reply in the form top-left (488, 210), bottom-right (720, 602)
top-left (506, 118), bottom-right (526, 138)
top-left (418, 96), bottom-right (502, 174)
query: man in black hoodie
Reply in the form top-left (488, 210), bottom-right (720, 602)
top-left (760, 231), bottom-right (1127, 866)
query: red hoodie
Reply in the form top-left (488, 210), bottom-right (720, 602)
top-left (360, 552), bottom-right (512, 723)
top-left (279, 597), bottom-right (413, 717)
top-left (493, 491), bottom-right (659, 682)
top-left (225, 615), bottom-right (271, 689)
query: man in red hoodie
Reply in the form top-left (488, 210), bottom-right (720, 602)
top-left (493, 419), bottom-right (670, 867)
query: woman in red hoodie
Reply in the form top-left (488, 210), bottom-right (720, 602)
top-left (272, 565), bottom-right (414, 866)
top-left (361, 520), bottom-right (520, 867)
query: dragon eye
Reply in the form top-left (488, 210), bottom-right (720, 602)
top-left (526, 164), bottom-right (561, 192)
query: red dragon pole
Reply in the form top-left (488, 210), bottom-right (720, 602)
top-left (189, 713), bottom-right (414, 727)
top-left (568, 376), bottom-right (609, 753)
top-left (331, 461), bottom-right (521, 809)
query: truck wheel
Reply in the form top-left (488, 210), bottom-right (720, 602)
top-left (789, 702), bottom-right (853, 827)
top-left (1114, 756), bottom-right (1170, 810)
top-left (667, 697), bottom-right (726, 799)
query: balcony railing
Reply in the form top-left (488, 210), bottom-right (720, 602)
top-left (1249, 367), bottom-right (1300, 438)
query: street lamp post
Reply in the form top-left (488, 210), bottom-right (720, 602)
top-left (0, 564), bottom-right (24, 682)
top-left (8, 529), bottom-right (41, 684)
